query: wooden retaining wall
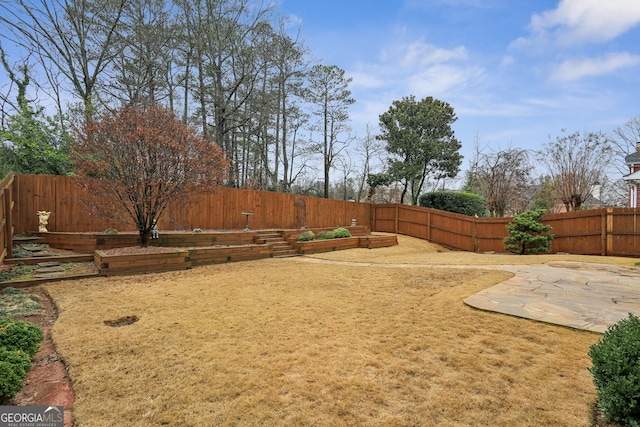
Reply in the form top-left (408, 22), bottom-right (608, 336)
top-left (294, 235), bottom-right (398, 255)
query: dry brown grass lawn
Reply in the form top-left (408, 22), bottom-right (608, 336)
top-left (43, 235), bottom-right (629, 426)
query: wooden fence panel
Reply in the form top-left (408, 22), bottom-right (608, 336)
top-left (304, 196), bottom-right (370, 230)
top-left (543, 210), bottom-right (605, 255)
top-left (396, 205), bottom-right (430, 240)
top-left (428, 209), bottom-right (475, 251)
top-left (606, 208), bottom-right (640, 257)
top-left (13, 174), bottom-right (58, 233)
top-left (371, 205), bottom-right (399, 233)
top-left (474, 217), bottom-right (510, 252)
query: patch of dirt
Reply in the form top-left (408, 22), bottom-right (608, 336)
top-left (10, 287), bottom-right (74, 427)
top-left (104, 315), bottom-right (139, 327)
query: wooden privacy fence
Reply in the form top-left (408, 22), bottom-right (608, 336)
top-left (371, 203), bottom-right (640, 257)
top-left (4, 173), bottom-right (640, 258)
top-left (9, 174), bottom-right (371, 234)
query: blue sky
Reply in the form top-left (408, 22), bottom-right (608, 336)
top-left (280, 0), bottom-right (640, 175)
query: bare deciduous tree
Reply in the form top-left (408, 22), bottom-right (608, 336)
top-left (0, 0), bottom-right (128, 113)
top-left (468, 143), bottom-right (532, 217)
top-left (538, 130), bottom-right (613, 212)
top-left (609, 115), bottom-right (640, 206)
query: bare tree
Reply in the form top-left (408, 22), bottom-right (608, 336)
top-left (609, 115), bottom-right (640, 206)
top-left (538, 130), bottom-right (613, 212)
top-left (354, 123), bottom-right (385, 202)
top-left (611, 116), bottom-right (640, 172)
top-left (0, 0), bottom-right (128, 113)
top-left (471, 145), bottom-right (532, 217)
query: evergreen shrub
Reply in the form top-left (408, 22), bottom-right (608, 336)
top-left (296, 231), bottom-right (315, 241)
top-left (589, 313), bottom-right (640, 426)
top-left (332, 227), bottom-right (351, 238)
top-left (503, 209), bottom-right (553, 254)
top-left (317, 230), bottom-right (335, 240)
top-left (0, 360), bottom-right (25, 402)
top-left (0, 318), bottom-right (44, 357)
top-left (418, 191), bottom-right (487, 216)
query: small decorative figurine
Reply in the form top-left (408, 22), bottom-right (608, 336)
top-left (37, 211), bottom-right (51, 232)
top-left (151, 219), bottom-right (159, 239)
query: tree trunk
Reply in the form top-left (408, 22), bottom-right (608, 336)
top-left (139, 229), bottom-right (151, 247)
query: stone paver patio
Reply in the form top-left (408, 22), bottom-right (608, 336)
top-left (463, 261), bottom-right (640, 333)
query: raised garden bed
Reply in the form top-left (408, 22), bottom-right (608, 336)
top-left (293, 235), bottom-right (398, 255)
top-left (188, 244), bottom-right (272, 266)
top-left (94, 244), bottom-right (274, 276)
top-left (94, 248), bottom-right (191, 276)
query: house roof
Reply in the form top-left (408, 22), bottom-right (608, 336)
top-left (626, 151), bottom-right (640, 164)
top-left (624, 169), bottom-right (640, 181)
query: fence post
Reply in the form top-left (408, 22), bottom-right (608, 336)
top-left (4, 177), bottom-right (14, 259)
top-left (600, 209), bottom-right (606, 256)
top-left (473, 216), bottom-right (478, 252)
top-left (427, 211), bottom-right (431, 242)
top-left (605, 208), bottom-right (614, 256)
top-left (394, 205), bottom-right (399, 233)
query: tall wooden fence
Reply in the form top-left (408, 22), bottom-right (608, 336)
top-left (371, 203), bottom-right (640, 257)
top-left (10, 174), bottom-right (371, 234)
top-left (3, 174), bottom-right (640, 259)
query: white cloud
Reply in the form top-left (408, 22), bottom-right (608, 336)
top-left (528, 0), bottom-right (640, 46)
top-left (401, 43), bottom-right (468, 67)
top-left (550, 52), bottom-right (640, 81)
top-left (348, 40), bottom-right (477, 97)
top-left (407, 64), bottom-right (483, 97)
top-left (500, 55), bottom-right (515, 68)
top-left (348, 71), bottom-right (384, 89)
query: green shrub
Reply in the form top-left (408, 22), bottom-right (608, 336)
top-left (317, 230), bottom-right (335, 240)
top-left (418, 190), bottom-right (487, 217)
top-left (0, 347), bottom-right (31, 378)
top-left (332, 227), bottom-right (351, 238)
top-left (104, 228), bottom-right (118, 235)
top-left (0, 318), bottom-right (44, 357)
top-left (296, 230), bottom-right (315, 241)
top-left (503, 209), bottom-right (553, 255)
top-left (589, 313), bottom-right (640, 426)
top-left (0, 360), bottom-right (26, 402)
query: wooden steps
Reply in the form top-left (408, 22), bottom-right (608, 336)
top-left (255, 231), bottom-right (299, 258)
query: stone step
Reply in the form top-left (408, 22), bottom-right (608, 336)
top-left (36, 265), bottom-right (65, 274)
top-left (37, 261), bottom-right (62, 268)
